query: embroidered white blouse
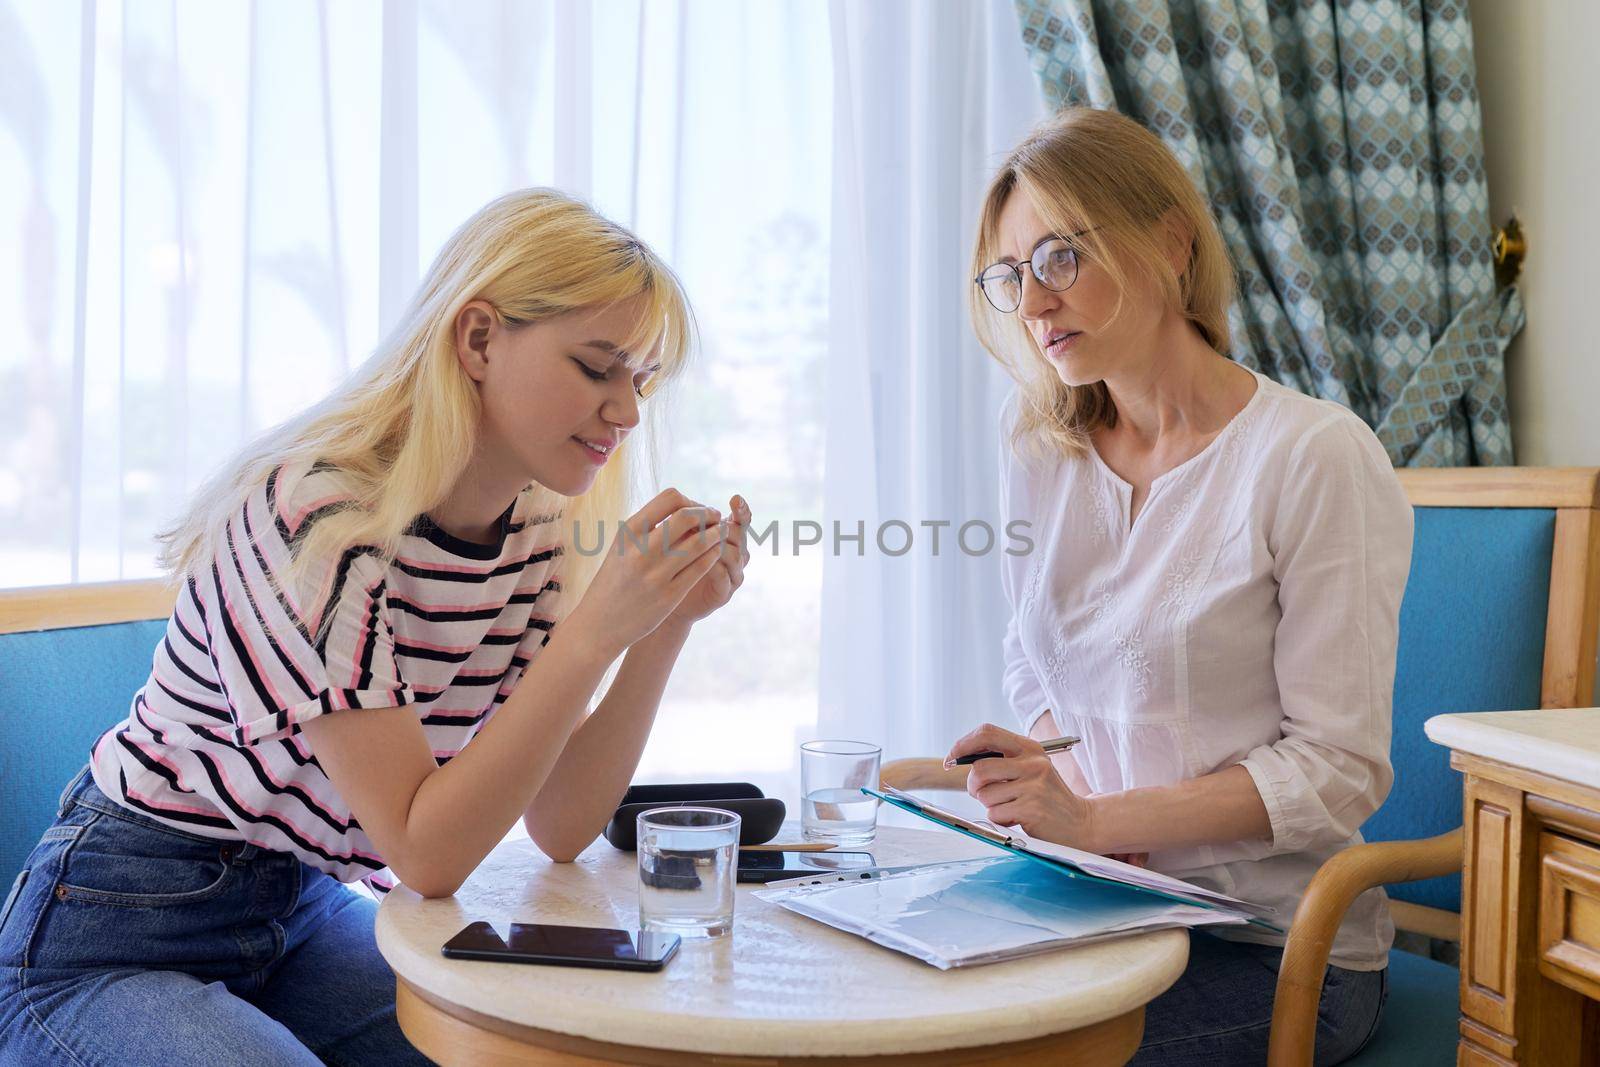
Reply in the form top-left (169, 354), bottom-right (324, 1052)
top-left (1000, 371), bottom-right (1413, 969)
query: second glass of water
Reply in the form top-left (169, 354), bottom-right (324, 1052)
top-left (801, 740), bottom-right (881, 846)
top-left (637, 807), bottom-right (740, 939)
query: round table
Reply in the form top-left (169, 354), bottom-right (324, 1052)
top-left (376, 825), bottom-right (1189, 1065)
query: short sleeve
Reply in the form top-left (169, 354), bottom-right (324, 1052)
top-left (998, 396), bottom-right (1052, 735)
top-left (512, 570), bottom-right (563, 662)
top-left (1239, 414), bottom-right (1414, 853)
top-left (199, 479), bottom-right (413, 747)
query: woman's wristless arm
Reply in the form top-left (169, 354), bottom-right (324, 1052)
top-left (522, 493), bottom-right (751, 860)
top-left (520, 614), bottom-right (694, 860)
top-left (1084, 764), bottom-right (1272, 855)
top-left (301, 615), bottom-right (616, 898)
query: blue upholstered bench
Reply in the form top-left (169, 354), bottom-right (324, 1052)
top-left (1, 583), bottom-right (174, 893)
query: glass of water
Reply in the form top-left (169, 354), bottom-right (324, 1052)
top-left (636, 807), bottom-right (740, 939)
top-left (801, 740), bottom-right (881, 846)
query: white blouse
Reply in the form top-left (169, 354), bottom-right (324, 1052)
top-left (1000, 371), bottom-right (1413, 970)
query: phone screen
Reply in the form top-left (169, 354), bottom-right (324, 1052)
top-left (735, 849), bottom-right (877, 883)
top-left (441, 921), bottom-right (679, 971)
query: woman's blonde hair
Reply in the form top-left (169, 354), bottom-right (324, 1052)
top-left (970, 107), bottom-right (1235, 457)
top-left (159, 188), bottom-right (693, 615)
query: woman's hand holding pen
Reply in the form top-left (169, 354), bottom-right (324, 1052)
top-left (945, 723), bottom-right (1100, 852)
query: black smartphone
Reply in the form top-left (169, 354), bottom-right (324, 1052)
top-left (735, 849), bottom-right (877, 883)
top-left (440, 921), bottom-right (679, 972)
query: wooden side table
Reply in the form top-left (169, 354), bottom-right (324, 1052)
top-left (1426, 709), bottom-right (1600, 1066)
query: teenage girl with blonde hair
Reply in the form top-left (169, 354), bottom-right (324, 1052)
top-left (950, 108), bottom-right (1410, 1064)
top-left (0, 190), bottom-right (750, 1065)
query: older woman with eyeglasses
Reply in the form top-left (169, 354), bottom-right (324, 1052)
top-left (948, 108), bottom-right (1413, 1065)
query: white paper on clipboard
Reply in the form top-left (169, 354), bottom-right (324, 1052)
top-left (757, 855), bottom-right (1246, 969)
top-left (872, 785), bottom-right (1278, 925)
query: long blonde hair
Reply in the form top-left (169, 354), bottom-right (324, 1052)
top-left (970, 108), bottom-right (1234, 457)
top-left (159, 188), bottom-right (693, 614)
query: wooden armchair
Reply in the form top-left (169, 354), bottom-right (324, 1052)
top-left (882, 467), bottom-right (1600, 1066)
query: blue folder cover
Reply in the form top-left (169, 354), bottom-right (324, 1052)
top-left (864, 785), bottom-right (1282, 932)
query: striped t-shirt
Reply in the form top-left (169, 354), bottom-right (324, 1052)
top-left (89, 461), bottom-right (564, 890)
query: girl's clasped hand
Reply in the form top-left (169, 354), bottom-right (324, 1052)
top-left (569, 489), bottom-right (753, 659)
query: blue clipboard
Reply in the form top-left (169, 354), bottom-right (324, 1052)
top-left (865, 785), bottom-right (1283, 932)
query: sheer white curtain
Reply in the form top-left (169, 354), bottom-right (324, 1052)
top-left (820, 0), bottom-right (1045, 761)
top-left (1, 0), bottom-right (1042, 794)
top-left (0, 0), bottom-right (830, 797)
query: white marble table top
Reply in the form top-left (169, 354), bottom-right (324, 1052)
top-left (375, 823), bottom-right (1190, 1058)
top-left (1425, 707), bottom-right (1600, 788)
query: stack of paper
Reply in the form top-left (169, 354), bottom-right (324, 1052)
top-left (999, 829), bottom-right (1281, 923)
top-left (870, 785), bottom-right (1279, 924)
top-left (757, 855), bottom-right (1244, 969)
top-left (755, 785), bottom-right (1278, 969)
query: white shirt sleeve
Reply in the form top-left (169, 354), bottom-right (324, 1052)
top-left (1240, 413), bottom-right (1413, 854)
top-left (998, 403), bottom-right (1052, 735)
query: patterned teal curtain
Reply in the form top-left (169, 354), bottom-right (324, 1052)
top-left (1012, 0), bottom-right (1523, 466)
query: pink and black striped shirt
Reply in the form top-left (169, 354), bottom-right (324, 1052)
top-left (89, 461), bottom-right (564, 891)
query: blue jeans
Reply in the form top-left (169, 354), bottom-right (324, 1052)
top-left (0, 769), bottom-right (431, 1066)
top-left (1131, 930), bottom-right (1388, 1066)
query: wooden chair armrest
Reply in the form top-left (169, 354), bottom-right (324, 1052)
top-left (880, 757), bottom-right (968, 793)
top-left (1267, 826), bottom-right (1464, 1067)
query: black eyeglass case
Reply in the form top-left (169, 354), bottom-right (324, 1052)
top-left (603, 782), bottom-right (786, 851)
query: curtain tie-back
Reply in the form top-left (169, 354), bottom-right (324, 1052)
top-left (1374, 286), bottom-right (1524, 467)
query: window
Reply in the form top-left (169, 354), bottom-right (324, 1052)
top-left (0, 0), bottom-right (830, 799)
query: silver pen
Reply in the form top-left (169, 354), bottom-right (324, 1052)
top-left (945, 734), bottom-right (1080, 767)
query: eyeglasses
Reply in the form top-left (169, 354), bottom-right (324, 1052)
top-left (974, 230), bottom-right (1092, 314)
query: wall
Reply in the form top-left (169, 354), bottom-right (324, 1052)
top-left (1469, 0), bottom-right (1600, 466)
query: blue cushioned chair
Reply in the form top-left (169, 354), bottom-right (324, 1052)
top-left (0, 581), bottom-right (175, 888)
top-left (1269, 467), bottom-right (1600, 1066)
top-left (883, 468), bottom-right (1600, 1066)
